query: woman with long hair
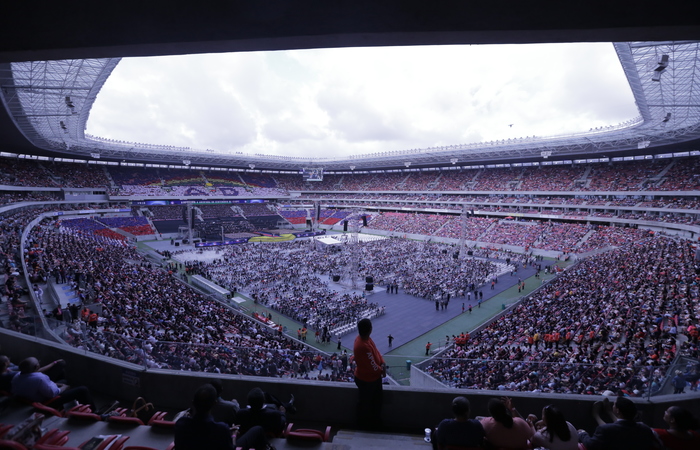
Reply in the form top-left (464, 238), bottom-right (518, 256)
top-left (530, 405), bottom-right (578, 450)
top-left (480, 397), bottom-right (533, 450)
top-left (653, 406), bottom-right (700, 450)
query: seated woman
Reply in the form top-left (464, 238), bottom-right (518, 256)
top-left (479, 397), bottom-right (534, 450)
top-left (653, 406), bottom-right (700, 450)
top-left (530, 405), bottom-right (578, 450)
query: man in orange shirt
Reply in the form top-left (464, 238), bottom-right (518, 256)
top-left (353, 318), bottom-right (385, 430)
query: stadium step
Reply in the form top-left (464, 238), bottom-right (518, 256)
top-left (331, 429), bottom-right (426, 450)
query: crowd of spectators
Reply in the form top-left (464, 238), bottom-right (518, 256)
top-left (368, 212), bottom-right (452, 235)
top-left (197, 204), bottom-right (240, 219)
top-left (358, 212), bottom-right (677, 254)
top-left (475, 168), bottom-right (523, 191)
top-left (238, 203), bottom-right (278, 217)
top-left (3, 194), bottom-right (699, 400)
top-left (423, 236), bottom-right (700, 396)
top-left (0, 158), bottom-right (57, 187)
top-left (108, 166), bottom-right (162, 186)
top-left (5, 156), bottom-right (700, 199)
top-left (535, 223), bottom-right (590, 253)
top-left (401, 172), bottom-right (441, 190)
top-left (485, 222), bottom-right (547, 248)
top-left (0, 191), bottom-right (61, 205)
top-left (191, 238), bottom-right (503, 337)
top-left (115, 185), bottom-right (169, 196)
top-left (431, 395), bottom-right (700, 450)
top-left (44, 161), bottom-right (111, 188)
top-left (585, 160), bottom-right (668, 192)
top-left (576, 226), bottom-right (651, 254)
top-left (148, 205), bottom-right (185, 220)
top-left (433, 216), bottom-right (497, 241)
top-left (518, 166), bottom-right (587, 191)
top-left (205, 172), bottom-right (246, 187)
top-left (659, 158), bottom-right (700, 191)
top-left (197, 241), bottom-right (382, 336)
top-left (23, 219), bottom-right (360, 379)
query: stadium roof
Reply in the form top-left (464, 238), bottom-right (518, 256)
top-left (1, 3), bottom-right (700, 172)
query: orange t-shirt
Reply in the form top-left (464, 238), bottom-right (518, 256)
top-left (353, 335), bottom-right (384, 382)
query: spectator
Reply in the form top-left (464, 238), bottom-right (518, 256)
top-left (234, 387), bottom-right (286, 445)
top-left (174, 384), bottom-right (266, 450)
top-left (653, 406), bottom-right (700, 450)
top-left (578, 397), bottom-right (662, 450)
top-left (11, 357), bottom-right (97, 412)
top-left (672, 370), bottom-right (687, 394)
top-left (530, 404), bottom-right (579, 450)
top-left (480, 397), bottom-right (533, 450)
top-left (432, 396), bottom-right (485, 450)
top-left (353, 318), bottom-right (385, 430)
top-left (208, 379), bottom-right (239, 426)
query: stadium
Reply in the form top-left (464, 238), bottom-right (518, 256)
top-left (1, 3), bottom-right (700, 449)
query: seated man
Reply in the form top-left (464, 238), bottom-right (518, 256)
top-left (235, 387), bottom-right (287, 439)
top-left (578, 396), bottom-right (662, 450)
top-left (432, 396), bottom-right (485, 450)
top-left (11, 357), bottom-right (96, 412)
top-left (209, 379), bottom-right (239, 426)
top-left (175, 384), bottom-right (265, 450)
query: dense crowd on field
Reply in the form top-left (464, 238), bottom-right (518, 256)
top-left (197, 239), bottom-right (499, 316)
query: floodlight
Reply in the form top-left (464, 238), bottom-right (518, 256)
top-left (404, 162), bottom-right (411, 167)
top-left (90, 152), bottom-right (100, 159)
top-left (450, 158), bottom-right (458, 164)
top-left (183, 159), bottom-right (191, 165)
top-left (652, 55), bottom-right (669, 81)
top-left (655, 55), bottom-right (669, 71)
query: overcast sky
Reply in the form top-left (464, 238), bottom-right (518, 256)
top-left (86, 43), bottom-right (638, 160)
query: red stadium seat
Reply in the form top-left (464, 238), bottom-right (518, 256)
top-left (108, 435), bottom-right (130, 450)
top-left (147, 412), bottom-right (175, 429)
top-left (283, 422), bottom-right (331, 442)
top-left (35, 429), bottom-right (70, 447)
top-left (107, 416), bottom-right (145, 426)
top-left (31, 402), bottom-right (102, 421)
